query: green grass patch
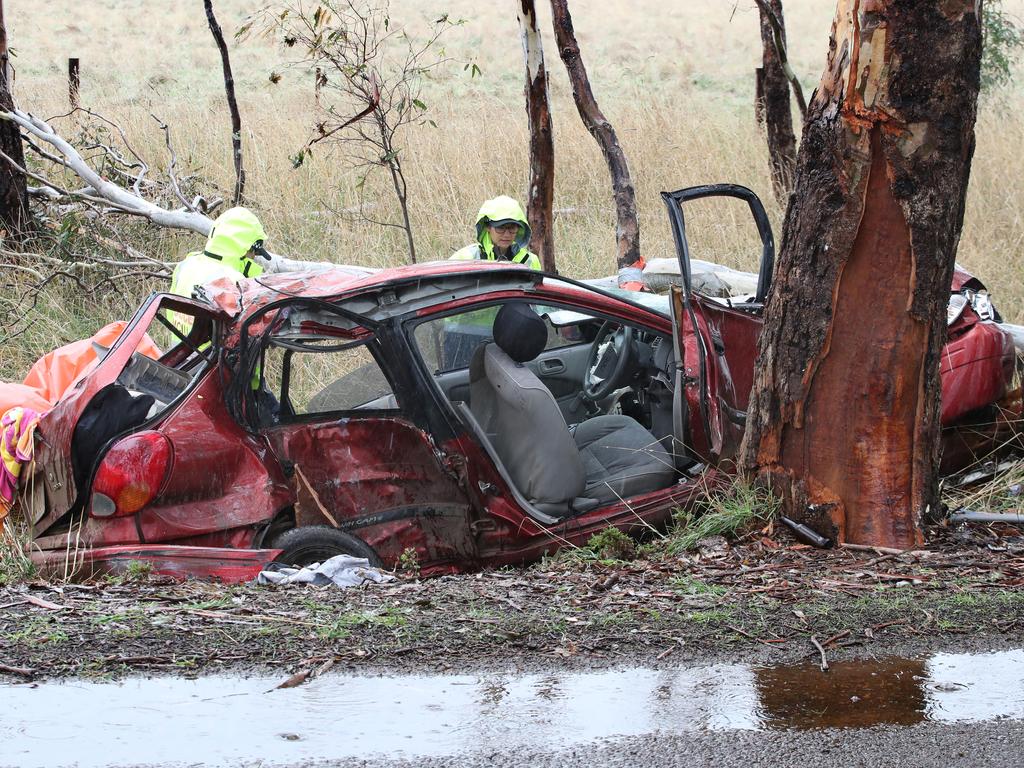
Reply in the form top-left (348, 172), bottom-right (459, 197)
top-left (0, 518), bottom-right (37, 586)
top-left (666, 480), bottom-right (778, 553)
top-left (670, 574), bottom-right (728, 597)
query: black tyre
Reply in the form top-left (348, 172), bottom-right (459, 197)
top-left (271, 526), bottom-right (382, 568)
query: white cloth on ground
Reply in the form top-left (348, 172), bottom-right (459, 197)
top-left (256, 555), bottom-right (395, 587)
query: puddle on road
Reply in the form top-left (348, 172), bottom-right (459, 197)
top-left (3, 648), bottom-right (1024, 767)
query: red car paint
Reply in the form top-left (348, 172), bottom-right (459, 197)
top-left (24, 195), bottom-right (1019, 583)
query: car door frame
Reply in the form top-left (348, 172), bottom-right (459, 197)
top-left (232, 295), bottom-right (483, 571)
top-left (661, 184), bottom-right (775, 464)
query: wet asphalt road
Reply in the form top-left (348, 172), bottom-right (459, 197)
top-left (337, 720), bottom-right (1024, 768)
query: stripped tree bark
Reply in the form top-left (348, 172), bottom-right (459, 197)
top-left (740, 1), bottom-right (984, 549)
top-left (549, 0), bottom-right (641, 288)
top-left (517, 0), bottom-right (556, 273)
top-left (204, 0), bottom-right (246, 206)
top-left (0, 0), bottom-right (30, 238)
top-left (754, 0), bottom-right (797, 205)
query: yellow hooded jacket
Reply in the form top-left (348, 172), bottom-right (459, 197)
top-left (450, 196), bottom-right (541, 270)
top-left (170, 207), bottom-right (267, 302)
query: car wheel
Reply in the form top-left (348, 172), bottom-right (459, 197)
top-left (271, 526), bottom-right (382, 568)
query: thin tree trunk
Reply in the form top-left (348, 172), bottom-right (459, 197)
top-left (378, 115), bottom-right (416, 263)
top-left (0, 0), bottom-right (30, 239)
top-left (518, 0), bottom-right (555, 273)
top-left (549, 0), bottom-right (641, 287)
top-left (204, 0), bottom-right (245, 206)
top-left (755, 0), bottom-right (797, 206)
top-left (740, 1), bottom-right (983, 549)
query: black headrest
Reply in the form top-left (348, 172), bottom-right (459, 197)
top-left (493, 303), bottom-right (546, 363)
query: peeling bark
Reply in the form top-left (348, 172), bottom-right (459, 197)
top-left (740, 0), bottom-right (983, 549)
top-left (755, 0), bottom-right (798, 205)
top-left (0, 0), bottom-right (30, 238)
top-left (549, 0), bottom-right (641, 282)
top-left (518, 0), bottom-right (556, 273)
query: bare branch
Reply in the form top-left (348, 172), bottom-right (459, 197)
top-left (0, 108), bottom-right (213, 233)
top-left (151, 114), bottom-right (196, 212)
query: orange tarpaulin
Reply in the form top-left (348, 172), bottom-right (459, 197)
top-left (0, 321), bottom-right (161, 417)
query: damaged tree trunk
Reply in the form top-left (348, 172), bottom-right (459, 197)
top-left (0, 0), bottom-right (30, 239)
top-left (740, 1), bottom-right (983, 549)
top-left (755, 0), bottom-right (797, 205)
top-left (549, 0), bottom-right (642, 288)
top-left (518, 0), bottom-right (556, 273)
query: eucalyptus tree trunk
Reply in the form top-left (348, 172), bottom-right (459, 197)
top-left (741, 1), bottom-right (983, 549)
top-left (0, 0), bottom-right (30, 238)
top-left (518, 0), bottom-right (556, 273)
top-left (755, 0), bottom-right (797, 206)
top-left (549, 0), bottom-right (641, 287)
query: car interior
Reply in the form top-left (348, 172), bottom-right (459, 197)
top-left (410, 300), bottom-right (687, 520)
top-left (254, 294), bottom-right (690, 524)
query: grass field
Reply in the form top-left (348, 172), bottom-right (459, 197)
top-left (1, 0), bottom-right (1023, 378)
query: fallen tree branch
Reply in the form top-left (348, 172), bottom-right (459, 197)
top-left (0, 107), bottom-right (340, 275)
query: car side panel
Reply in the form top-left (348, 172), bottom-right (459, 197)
top-left (264, 417), bottom-right (477, 570)
top-left (134, 371), bottom-right (291, 544)
top-left (940, 319), bottom-right (1014, 424)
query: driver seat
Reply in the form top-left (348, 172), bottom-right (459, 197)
top-left (469, 303), bottom-right (675, 518)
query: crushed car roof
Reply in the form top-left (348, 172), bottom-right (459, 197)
top-left (199, 260), bottom-right (542, 320)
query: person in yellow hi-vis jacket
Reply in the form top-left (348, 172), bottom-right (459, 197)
top-left (170, 207), bottom-right (269, 307)
top-left (169, 206), bottom-right (272, 398)
top-left (450, 195), bottom-right (541, 269)
top-left (442, 197), bottom-right (542, 369)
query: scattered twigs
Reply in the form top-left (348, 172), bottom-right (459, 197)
top-left (839, 543), bottom-right (913, 556)
top-left (810, 635), bottom-right (829, 671)
top-left (820, 629), bottom-right (850, 647)
top-left (0, 662), bottom-right (36, 677)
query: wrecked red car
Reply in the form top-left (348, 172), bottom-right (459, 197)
top-left (22, 185), bottom-right (1019, 581)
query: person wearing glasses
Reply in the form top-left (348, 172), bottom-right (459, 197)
top-left (170, 206), bottom-right (271, 306)
top-left (450, 196), bottom-right (541, 269)
top-left (441, 197), bottom-right (542, 368)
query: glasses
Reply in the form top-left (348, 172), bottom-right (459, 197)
top-left (489, 223), bottom-right (519, 233)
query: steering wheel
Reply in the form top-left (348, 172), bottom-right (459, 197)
top-left (582, 322), bottom-right (636, 402)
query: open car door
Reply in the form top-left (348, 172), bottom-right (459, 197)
top-left (662, 184), bottom-right (775, 466)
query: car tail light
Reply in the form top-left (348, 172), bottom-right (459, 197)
top-left (90, 431), bottom-right (172, 518)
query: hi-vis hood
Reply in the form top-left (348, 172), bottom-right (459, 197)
top-left (205, 207), bottom-right (267, 270)
top-left (474, 196), bottom-right (531, 258)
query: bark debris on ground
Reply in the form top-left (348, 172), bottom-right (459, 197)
top-left (1, 521), bottom-right (1023, 682)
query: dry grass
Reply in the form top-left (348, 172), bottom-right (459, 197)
top-left (2, 0), bottom-right (1023, 378)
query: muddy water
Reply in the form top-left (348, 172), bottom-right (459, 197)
top-left (3, 648), bottom-right (1023, 767)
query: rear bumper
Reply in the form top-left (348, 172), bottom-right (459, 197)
top-left (30, 544), bottom-right (282, 583)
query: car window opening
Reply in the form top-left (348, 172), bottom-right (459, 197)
top-left (411, 300), bottom-right (691, 523)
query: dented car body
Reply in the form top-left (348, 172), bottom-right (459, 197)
top-left (24, 186), bottom-right (1020, 581)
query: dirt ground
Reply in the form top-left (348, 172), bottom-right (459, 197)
top-left (2, 523), bottom-right (1023, 683)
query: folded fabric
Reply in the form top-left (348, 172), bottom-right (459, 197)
top-left (0, 407), bottom-right (42, 524)
top-left (256, 554), bottom-right (396, 588)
